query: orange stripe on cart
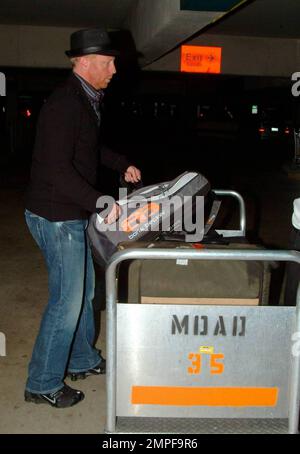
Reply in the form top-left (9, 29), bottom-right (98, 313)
top-left (131, 386), bottom-right (278, 407)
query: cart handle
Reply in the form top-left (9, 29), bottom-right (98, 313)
top-left (213, 189), bottom-right (246, 237)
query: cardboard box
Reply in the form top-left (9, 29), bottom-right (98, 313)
top-left (141, 296), bottom-right (259, 306)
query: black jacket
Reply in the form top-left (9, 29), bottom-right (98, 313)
top-left (25, 73), bottom-right (129, 221)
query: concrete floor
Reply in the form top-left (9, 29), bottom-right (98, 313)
top-left (0, 162), bottom-right (300, 434)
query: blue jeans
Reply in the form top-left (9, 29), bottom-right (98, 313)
top-left (25, 210), bottom-right (100, 394)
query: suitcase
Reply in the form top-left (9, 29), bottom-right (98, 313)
top-left (88, 171), bottom-right (217, 268)
top-left (117, 241), bottom-right (271, 306)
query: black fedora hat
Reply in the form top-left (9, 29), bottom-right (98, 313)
top-left (65, 28), bottom-right (119, 58)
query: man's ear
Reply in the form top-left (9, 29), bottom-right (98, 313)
top-left (80, 56), bottom-right (90, 69)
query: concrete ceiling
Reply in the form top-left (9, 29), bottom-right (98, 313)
top-left (1, 0), bottom-right (300, 68)
top-left (0, 0), bottom-right (246, 67)
top-left (207, 0), bottom-right (300, 39)
top-left (0, 0), bottom-right (137, 29)
top-left (1, 0), bottom-right (300, 39)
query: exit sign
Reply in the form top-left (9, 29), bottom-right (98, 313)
top-left (181, 45), bottom-right (222, 74)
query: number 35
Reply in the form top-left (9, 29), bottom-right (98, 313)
top-left (188, 353), bottom-right (224, 375)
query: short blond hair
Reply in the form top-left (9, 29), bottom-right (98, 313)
top-left (70, 57), bottom-right (80, 68)
top-left (70, 55), bottom-right (97, 68)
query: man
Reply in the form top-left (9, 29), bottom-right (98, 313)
top-left (24, 28), bottom-right (141, 408)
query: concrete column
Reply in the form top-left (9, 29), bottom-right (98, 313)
top-left (125, 0), bottom-right (222, 65)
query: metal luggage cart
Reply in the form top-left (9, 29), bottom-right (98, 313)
top-left (104, 191), bottom-right (300, 434)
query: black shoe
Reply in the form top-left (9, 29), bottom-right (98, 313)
top-left (67, 355), bottom-right (106, 381)
top-left (24, 384), bottom-right (84, 408)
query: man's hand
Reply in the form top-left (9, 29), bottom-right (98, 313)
top-left (104, 203), bottom-right (121, 224)
top-left (124, 165), bottom-right (141, 184)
